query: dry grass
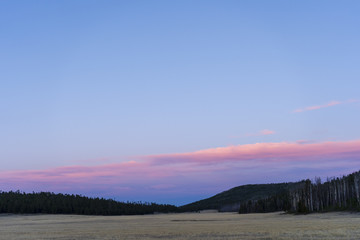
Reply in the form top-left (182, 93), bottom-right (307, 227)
top-left (1, 211), bottom-right (360, 239)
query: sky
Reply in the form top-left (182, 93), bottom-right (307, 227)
top-left (1, 0), bottom-right (360, 205)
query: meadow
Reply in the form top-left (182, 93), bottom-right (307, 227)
top-left (1, 211), bottom-right (360, 240)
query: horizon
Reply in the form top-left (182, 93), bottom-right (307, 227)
top-left (3, 168), bottom-right (359, 207)
top-left (1, 1), bottom-right (360, 205)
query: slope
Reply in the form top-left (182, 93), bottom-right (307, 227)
top-left (180, 182), bottom-right (304, 212)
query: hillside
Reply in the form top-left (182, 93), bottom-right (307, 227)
top-left (179, 182), bottom-right (304, 212)
top-left (181, 170), bottom-right (360, 214)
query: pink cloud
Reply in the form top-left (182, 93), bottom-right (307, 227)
top-left (246, 129), bottom-right (275, 136)
top-left (260, 129), bottom-right (275, 135)
top-left (293, 99), bottom-right (358, 113)
top-left (149, 140), bottom-right (360, 164)
top-left (1, 140), bottom-right (360, 204)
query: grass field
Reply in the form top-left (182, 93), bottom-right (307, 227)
top-left (1, 211), bottom-right (360, 239)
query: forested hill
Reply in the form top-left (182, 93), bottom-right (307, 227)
top-left (179, 182), bottom-right (304, 212)
top-left (0, 191), bottom-right (177, 215)
top-left (181, 170), bottom-right (360, 214)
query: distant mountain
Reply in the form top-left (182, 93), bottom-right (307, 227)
top-left (179, 182), bottom-right (304, 212)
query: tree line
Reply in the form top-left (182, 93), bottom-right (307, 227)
top-left (238, 170), bottom-right (360, 214)
top-left (3, 170), bottom-right (360, 215)
top-left (0, 191), bottom-right (178, 215)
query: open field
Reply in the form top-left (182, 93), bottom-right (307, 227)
top-left (1, 211), bottom-right (360, 240)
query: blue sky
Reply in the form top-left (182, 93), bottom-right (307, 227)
top-left (1, 1), bottom-right (360, 205)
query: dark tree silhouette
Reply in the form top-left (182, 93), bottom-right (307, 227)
top-left (0, 191), bottom-right (178, 215)
top-left (237, 170), bottom-right (360, 214)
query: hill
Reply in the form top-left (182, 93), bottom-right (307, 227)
top-left (180, 170), bottom-right (360, 214)
top-left (179, 182), bottom-right (304, 212)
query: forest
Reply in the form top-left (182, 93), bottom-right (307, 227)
top-left (0, 191), bottom-right (177, 215)
top-left (238, 170), bottom-right (360, 214)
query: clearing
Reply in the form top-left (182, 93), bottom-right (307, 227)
top-left (1, 211), bottom-right (360, 239)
